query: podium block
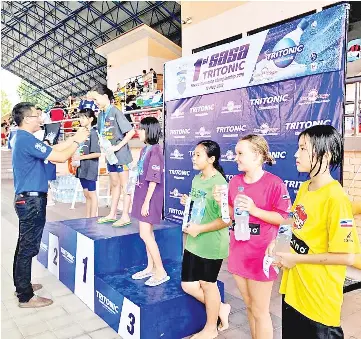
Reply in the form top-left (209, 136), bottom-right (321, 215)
top-left (94, 260), bottom-right (225, 339)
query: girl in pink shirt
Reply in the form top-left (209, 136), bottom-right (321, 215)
top-left (215, 135), bottom-right (290, 339)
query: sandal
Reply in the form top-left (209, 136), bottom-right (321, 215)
top-left (132, 270), bottom-right (154, 280)
top-left (112, 219), bottom-right (132, 228)
top-left (97, 217), bottom-right (118, 224)
top-left (144, 275), bottom-right (170, 287)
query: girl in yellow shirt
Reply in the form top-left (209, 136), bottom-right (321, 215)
top-left (268, 125), bottom-right (360, 339)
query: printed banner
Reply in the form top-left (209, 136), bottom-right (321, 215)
top-left (164, 71), bottom-right (344, 224)
top-left (164, 4), bottom-right (347, 101)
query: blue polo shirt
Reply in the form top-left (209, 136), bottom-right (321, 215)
top-left (12, 130), bottom-right (52, 194)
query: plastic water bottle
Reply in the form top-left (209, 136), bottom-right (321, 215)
top-left (234, 187), bottom-right (250, 241)
top-left (190, 191), bottom-right (206, 224)
top-left (98, 133), bottom-right (118, 165)
top-left (273, 212), bottom-right (293, 261)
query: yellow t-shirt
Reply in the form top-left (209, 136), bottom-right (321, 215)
top-left (280, 180), bottom-right (361, 327)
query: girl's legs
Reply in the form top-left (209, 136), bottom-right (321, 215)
top-left (139, 221), bottom-right (166, 279)
top-left (116, 170), bottom-right (131, 224)
top-left (88, 190), bottom-right (98, 218)
top-left (233, 274), bottom-right (274, 339)
top-left (181, 282), bottom-right (231, 333)
top-left (103, 172), bottom-right (121, 219)
top-left (83, 189), bottom-right (91, 218)
top-left (233, 275), bottom-right (255, 338)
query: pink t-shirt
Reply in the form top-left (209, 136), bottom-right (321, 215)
top-left (228, 171), bottom-right (291, 281)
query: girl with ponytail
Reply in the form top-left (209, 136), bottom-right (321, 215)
top-left (180, 140), bottom-right (231, 339)
top-left (213, 134), bottom-right (291, 338)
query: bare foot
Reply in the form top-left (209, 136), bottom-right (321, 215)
top-left (218, 303), bottom-right (231, 331)
top-left (191, 329), bottom-right (218, 339)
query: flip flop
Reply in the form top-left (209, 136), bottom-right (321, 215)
top-left (132, 270), bottom-right (154, 280)
top-left (97, 217), bottom-right (118, 224)
top-left (112, 220), bottom-right (131, 228)
top-left (144, 275), bottom-right (170, 287)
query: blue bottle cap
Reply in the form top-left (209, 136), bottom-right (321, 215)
top-left (297, 18), bottom-right (308, 31)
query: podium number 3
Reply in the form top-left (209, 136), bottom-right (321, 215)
top-left (82, 257), bottom-right (88, 283)
top-left (53, 248), bottom-right (58, 265)
top-left (127, 313), bottom-right (135, 335)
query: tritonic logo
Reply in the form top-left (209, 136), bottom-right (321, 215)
top-left (169, 128), bottom-right (190, 139)
top-left (40, 242), bottom-right (48, 252)
top-left (96, 291), bottom-right (119, 315)
top-left (169, 169), bottom-right (191, 180)
top-left (169, 208), bottom-right (184, 220)
top-left (253, 123), bottom-right (279, 136)
top-left (221, 150), bottom-right (236, 162)
top-left (250, 95), bottom-right (288, 106)
top-left (270, 151), bottom-right (286, 159)
top-left (60, 247), bottom-right (75, 264)
top-left (221, 101), bottom-right (242, 114)
top-left (171, 109), bottom-right (185, 119)
top-left (285, 120), bottom-right (331, 134)
top-left (284, 180), bottom-right (303, 189)
top-left (170, 149), bottom-right (184, 160)
top-left (217, 125), bottom-right (246, 138)
top-left (226, 174), bottom-right (235, 181)
top-left (195, 126), bottom-right (211, 138)
top-left (190, 104), bottom-right (215, 117)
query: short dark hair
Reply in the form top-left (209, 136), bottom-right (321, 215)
top-left (93, 84), bottom-right (114, 101)
top-left (150, 68), bottom-right (154, 71)
top-left (142, 70), bottom-right (146, 74)
top-left (12, 102), bottom-right (35, 126)
top-left (139, 117), bottom-right (162, 145)
top-left (298, 125), bottom-right (343, 176)
top-left (36, 107), bottom-right (42, 111)
top-left (55, 101), bottom-right (61, 106)
top-left (79, 108), bottom-right (97, 127)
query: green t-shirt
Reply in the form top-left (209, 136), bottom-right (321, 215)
top-left (185, 172), bottom-right (229, 260)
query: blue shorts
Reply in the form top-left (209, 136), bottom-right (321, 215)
top-left (107, 163), bottom-right (130, 173)
top-left (79, 178), bottom-right (96, 192)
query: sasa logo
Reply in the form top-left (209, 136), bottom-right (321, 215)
top-left (170, 149), bottom-right (184, 160)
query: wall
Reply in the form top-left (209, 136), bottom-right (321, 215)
top-left (344, 151), bottom-right (361, 232)
top-left (181, 1), bottom-right (338, 56)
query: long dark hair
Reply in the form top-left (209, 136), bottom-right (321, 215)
top-left (298, 125), bottom-right (342, 176)
top-left (79, 108), bottom-right (97, 127)
top-left (197, 140), bottom-right (226, 179)
top-left (139, 117), bottom-right (162, 145)
top-left (93, 84), bottom-right (114, 101)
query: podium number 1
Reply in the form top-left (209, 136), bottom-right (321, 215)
top-left (53, 248), bottom-right (58, 265)
top-left (82, 257), bottom-right (88, 283)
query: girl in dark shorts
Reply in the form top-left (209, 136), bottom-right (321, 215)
top-left (73, 109), bottom-right (101, 218)
top-left (130, 117), bottom-right (169, 287)
top-left (180, 140), bottom-right (231, 339)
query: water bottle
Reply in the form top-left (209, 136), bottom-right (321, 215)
top-left (98, 133), bottom-right (118, 165)
top-left (234, 187), bottom-right (250, 241)
top-left (273, 212), bottom-right (293, 261)
top-left (190, 191), bottom-right (206, 224)
top-left (72, 147), bottom-right (81, 167)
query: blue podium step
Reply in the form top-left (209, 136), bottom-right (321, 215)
top-left (94, 260), bottom-right (225, 339)
top-left (37, 217), bottom-right (182, 310)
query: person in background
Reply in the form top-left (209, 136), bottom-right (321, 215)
top-left (89, 85), bottom-right (136, 226)
top-left (11, 102), bottom-right (89, 308)
top-left (267, 125), bottom-right (361, 339)
top-left (36, 107), bottom-right (51, 127)
top-left (73, 109), bottom-right (101, 218)
top-left (49, 102), bottom-right (65, 122)
top-left (150, 68), bottom-right (157, 90)
top-left (79, 93), bottom-right (98, 111)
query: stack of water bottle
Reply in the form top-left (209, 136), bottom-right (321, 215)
top-left (50, 175), bottom-right (85, 204)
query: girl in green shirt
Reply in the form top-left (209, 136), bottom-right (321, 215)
top-left (180, 140), bottom-right (231, 339)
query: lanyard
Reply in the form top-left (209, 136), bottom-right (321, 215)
top-left (137, 145), bottom-right (152, 176)
top-left (99, 105), bottom-right (112, 136)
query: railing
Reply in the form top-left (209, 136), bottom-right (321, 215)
top-left (345, 77), bottom-right (361, 136)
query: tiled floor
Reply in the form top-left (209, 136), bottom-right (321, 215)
top-left (1, 179), bottom-right (361, 339)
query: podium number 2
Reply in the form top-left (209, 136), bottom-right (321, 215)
top-left (53, 248), bottom-right (58, 265)
top-left (82, 257), bottom-right (88, 283)
top-left (127, 313), bottom-right (135, 335)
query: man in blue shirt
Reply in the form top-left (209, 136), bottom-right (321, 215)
top-left (11, 102), bottom-right (89, 308)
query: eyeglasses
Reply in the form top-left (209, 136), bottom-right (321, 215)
top-left (26, 115), bottom-right (41, 118)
